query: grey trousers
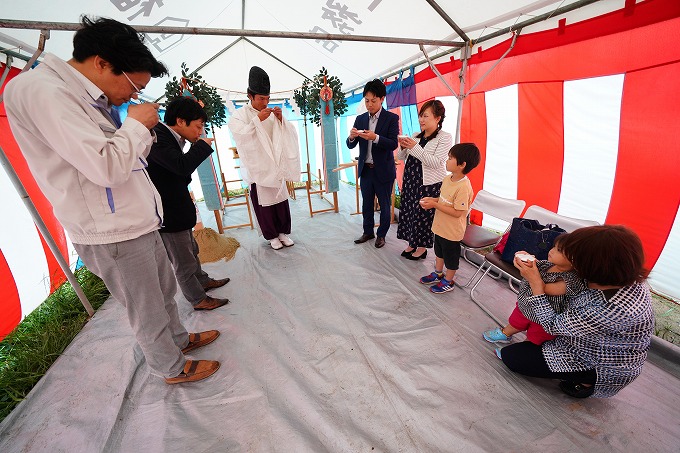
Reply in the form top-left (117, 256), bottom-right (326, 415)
top-left (74, 232), bottom-right (187, 378)
top-left (160, 230), bottom-right (209, 306)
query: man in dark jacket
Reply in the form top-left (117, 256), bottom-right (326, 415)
top-left (346, 79), bottom-right (399, 248)
top-left (148, 97), bottom-right (230, 310)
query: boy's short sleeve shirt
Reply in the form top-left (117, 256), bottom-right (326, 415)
top-left (431, 175), bottom-right (473, 241)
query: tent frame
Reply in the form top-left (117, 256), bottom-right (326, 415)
top-left (0, 0), bottom-right (604, 321)
top-left (0, 19), bottom-right (464, 48)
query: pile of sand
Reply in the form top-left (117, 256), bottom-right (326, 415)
top-left (193, 228), bottom-right (240, 263)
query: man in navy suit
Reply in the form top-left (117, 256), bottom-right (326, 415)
top-left (347, 79), bottom-right (399, 248)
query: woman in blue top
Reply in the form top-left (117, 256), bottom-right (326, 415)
top-left (499, 225), bottom-right (655, 398)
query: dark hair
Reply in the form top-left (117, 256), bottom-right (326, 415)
top-left (419, 100), bottom-right (446, 129)
top-left (247, 88), bottom-right (270, 99)
top-left (72, 16), bottom-right (167, 77)
top-left (558, 225), bottom-right (648, 286)
top-left (164, 97), bottom-right (208, 126)
top-left (416, 99), bottom-right (446, 139)
top-left (363, 79), bottom-right (386, 98)
top-left (553, 233), bottom-right (568, 250)
top-left (449, 143), bottom-right (481, 174)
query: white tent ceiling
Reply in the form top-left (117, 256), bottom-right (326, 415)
top-left (1, 0), bottom-right (628, 102)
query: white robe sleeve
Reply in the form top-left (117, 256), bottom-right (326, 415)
top-left (275, 117), bottom-right (302, 183)
top-left (228, 106), bottom-right (301, 206)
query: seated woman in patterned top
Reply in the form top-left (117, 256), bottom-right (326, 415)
top-left (498, 225), bottom-right (655, 398)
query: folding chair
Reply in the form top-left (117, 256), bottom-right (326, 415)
top-left (456, 190), bottom-right (526, 287)
top-left (468, 205), bottom-right (599, 325)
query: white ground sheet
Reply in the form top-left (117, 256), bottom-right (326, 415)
top-left (1, 184), bottom-right (679, 453)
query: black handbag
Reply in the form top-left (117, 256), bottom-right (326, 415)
top-left (500, 218), bottom-right (566, 263)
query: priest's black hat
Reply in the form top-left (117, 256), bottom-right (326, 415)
top-left (248, 66), bottom-right (270, 96)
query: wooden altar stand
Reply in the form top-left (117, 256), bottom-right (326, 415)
top-left (221, 147), bottom-right (254, 230)
top-left (333, 161), bottom-right (398, 224)
top-left (306, 162), bottom-right (338, 217)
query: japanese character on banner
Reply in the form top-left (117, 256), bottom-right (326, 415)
top-left (309, 26), bottom-right (340, 53)
top-left (126, 0), bottom-right (165, 21)
top-left (322, 1), bottom-right (362, 34)
top-left (145, 17), bottom-right (189, 53)
top-left (110, 0), bottom-right (142, 11)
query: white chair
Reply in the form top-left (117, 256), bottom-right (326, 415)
top-left (457, 190), bottom-right (526, 287)
top-left (468, 205), bottom-right (600, 325)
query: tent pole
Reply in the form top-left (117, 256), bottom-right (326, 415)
top-left (0, 47), bottom-right (29, 62)
top-left (0, 54), bottom-right (13, 87)
top-left (418, 44), bottom-right (458, 98)
top-left (242, 38), bottom-right (311, 81)
top-left (471, 0), bottom-right (602, 46)
top-left (424, 0), bottom-right (469, 41)
top-left (466, 32), bottom-right (518, 95)
top-left (344, 0), bottom-right (600, 95)
top-left (0, 145), bottom-right (95, 316)
top-left (0, 29), bottom-right (48, 104)
top-left (453, 32), bottom-right (516, 143)
top-left (0, 20), bottom-right (463, 49)
top-left (455, 44), bottom-right (470, 145)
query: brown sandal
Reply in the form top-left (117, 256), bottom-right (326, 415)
top-left (181, 330), bottom-right (220, 354)
top-left (165, 360), bottom-right (220, 384)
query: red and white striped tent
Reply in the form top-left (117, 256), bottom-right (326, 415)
top-left (1, 0), bottom-right (679, 339)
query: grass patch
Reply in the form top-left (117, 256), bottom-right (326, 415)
top-left (652, 293), bottom-right (680, 345)
top-left (0, 268), bottom-right (109, 422)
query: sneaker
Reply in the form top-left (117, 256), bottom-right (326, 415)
top-left (270, 238), bottom-right (283, 250)
top-left (430, 278), bottom-right (455, 294)
top-left (483, 327), bottom-right (512, 344)
top-left (420, 271), bottom-right (444, 285)
top-left (278, 233), bottom-right (294, 247)
top-left (494, 348), bottom-right (503, 360)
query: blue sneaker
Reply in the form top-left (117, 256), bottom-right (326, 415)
top-left (430, 278), bottom-right (454, 294)
top-left (495, 348), bottom-right (503, 360)
top-left (420, 271), bottom-right (444, 285)
top-left (483, 327), bottom-right (512, 344)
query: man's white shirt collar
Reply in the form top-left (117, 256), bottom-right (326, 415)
top-left (161, 122), bottom-right (186, 149)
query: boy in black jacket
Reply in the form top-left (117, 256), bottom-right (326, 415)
top-left (148, 97), bottom-right (231, 310)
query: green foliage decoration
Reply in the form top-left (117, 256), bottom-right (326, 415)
top-left (293, 67), bottom-right (347, 126)
top-left (164, 62), bottom-right (227, 128)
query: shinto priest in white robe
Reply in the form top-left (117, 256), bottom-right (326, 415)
top-left (228, 102), bottom-right (301, 208)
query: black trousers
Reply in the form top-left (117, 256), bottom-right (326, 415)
top-left (360, 166), bottom-right (393, 238)
top-left (501, 341), bottom-right (597, 384)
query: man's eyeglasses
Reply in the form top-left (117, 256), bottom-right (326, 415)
top-left (122, 71), bottom-right (143, 96)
